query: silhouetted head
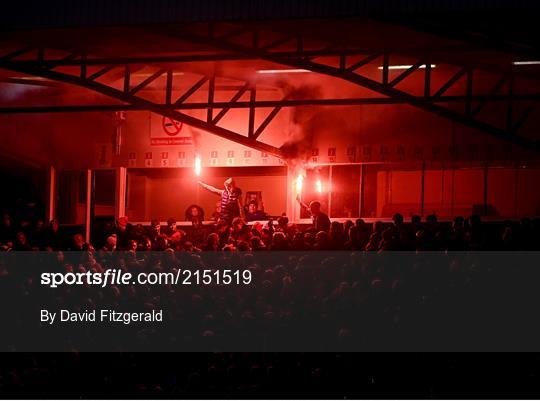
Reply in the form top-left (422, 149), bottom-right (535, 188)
top-left (309, 201), bottom-right (321, 215)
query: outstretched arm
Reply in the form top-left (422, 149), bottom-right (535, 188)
top-left (198, 181), bottom-right (223, 196)
top-left (296, 194), bottom-right (310, 214)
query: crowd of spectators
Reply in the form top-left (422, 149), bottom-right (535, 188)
top-left (1, 206), bottom-right (539, 394)
top-left (2, 207), bottom-right (540, 253)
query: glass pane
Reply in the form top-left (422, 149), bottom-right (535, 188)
top-left (487, 168), bottom-right (517, 218)
top-left (361, 165), bottom-right (379, 218)
top-left (361, 165), bottom-right (421, 218)
top-left (57, 170), bottom-right (86, 224)
top-left (94, 170), bottom-right (115, 207)
top-left (330, 165), bottom-right (360, 218)
top-left (452, 168), bottom-right (485, 216)
top-left (386, 170), bottom-right (422, 218)
top-left (424, 169), bottom-right (453, 218)
top-left (517, 168), bottom-right (540, 217)
top-left (127, 167), bottom-right (287, 222)
top-left (93, 170), bottom-right (116, 219)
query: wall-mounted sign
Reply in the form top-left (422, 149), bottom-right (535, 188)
top-left (150, 114), bottom-right (193, 146)
top-left (162, 117), bottom-right (182, 136)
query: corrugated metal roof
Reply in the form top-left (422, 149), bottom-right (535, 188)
top-left (1, 0), bottom-right (539, 30)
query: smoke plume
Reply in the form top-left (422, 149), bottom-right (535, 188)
top-left (278, 82), bottom-right (323, 169)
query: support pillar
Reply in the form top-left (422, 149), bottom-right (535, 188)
top-left (115, 167), bottom-right (127, 221)
top-left (286, 166), bottom-right (297, 221)
top-left (84, 169), bottom-right (92, 243)
top-left (46, 166), bottom-right (56, 222)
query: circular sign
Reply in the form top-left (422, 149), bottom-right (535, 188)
top-left (162, 116), bottom-right (183, 136)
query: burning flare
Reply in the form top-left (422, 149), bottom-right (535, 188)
top-left (316, 179), bottom-right (323, 193)
top-left (194, 156), bottom-right (202, 176)
top-left (295, 174), bottom-right (304, 195)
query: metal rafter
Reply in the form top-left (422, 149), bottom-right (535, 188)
top-left (0, 47), bottom-right (284, 157)
top-left (3, 94), bottom-right (540, 114)
top-left (1, 34), bottom-right (540, 152)
top-left (163, 22), bottom-right (540, 151)
top-left (4, 45), bottom-right (539, 82)
top-left (212, 82), bottom-right (249, 124)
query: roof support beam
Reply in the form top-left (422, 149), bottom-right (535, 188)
top-left (0, 58), bottom-right (284, 157)
top-left (167, 23), bottom-right (540, 152)
top-left (1, 94), bottom-right (539, 114)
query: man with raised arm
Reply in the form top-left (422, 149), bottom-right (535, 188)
top-left (198, 177), bottom-right (244, 224)
top-left (296, 194), bottom-right (331, 233)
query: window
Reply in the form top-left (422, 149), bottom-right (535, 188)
top-left (361, 164), bottom-right (422, 218)
top-left (487, 168), bottom-right (517, 218)
top-left (57, 170), bottom-right (87, 224)
top-left (330, 165), bottom-right (360, 218)
top-left (517, 167), bottom-right (540, 217)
